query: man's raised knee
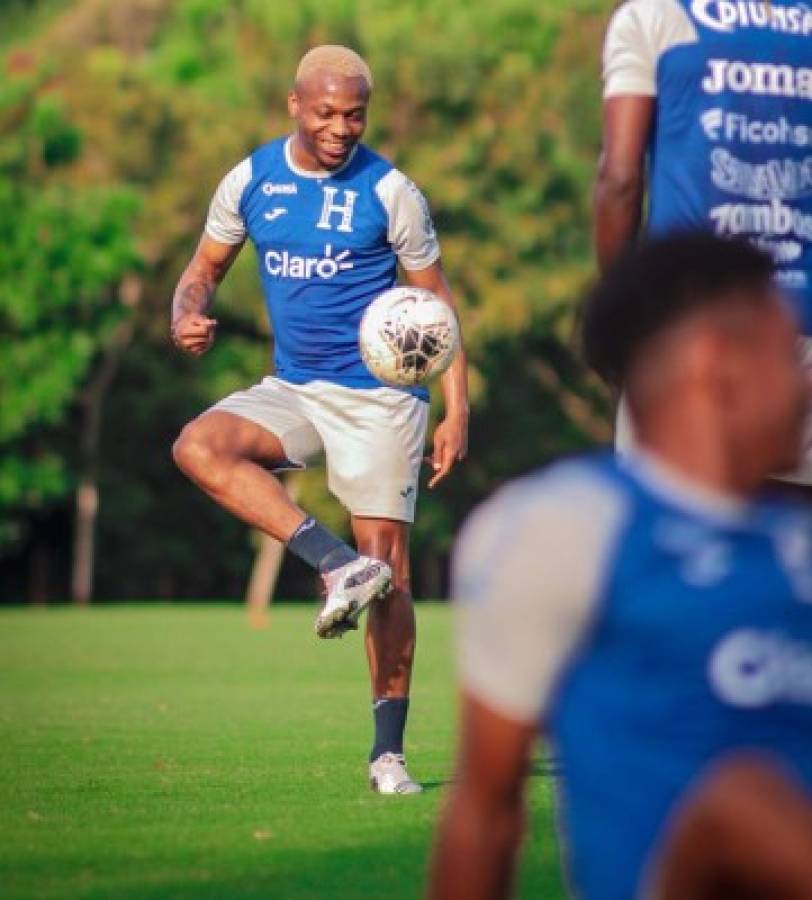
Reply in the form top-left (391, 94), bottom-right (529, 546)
top-left (173, 423), bottom-right (216, 483)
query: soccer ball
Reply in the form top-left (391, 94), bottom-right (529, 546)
top-left (359, 287), bottom-right (460, 387)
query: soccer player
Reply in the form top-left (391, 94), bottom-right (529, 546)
top-left (429, 234), bottom-right (812, 899)
top-left (594, 0), bottom-right (812, 476)
top-left (170, 45), bottom-right (468, 794)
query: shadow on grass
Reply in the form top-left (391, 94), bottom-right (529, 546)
top-left (421, 757), bottom-right (561, 793)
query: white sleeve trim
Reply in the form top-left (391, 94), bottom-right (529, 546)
top-left (375, 169), bottom-right (441, 271)
top-left (603, 0), bottom-right (698, 99)
top-left (453, 464), bottom-right (629, 724)
top-left (204, 157), bottom-right (252, 245)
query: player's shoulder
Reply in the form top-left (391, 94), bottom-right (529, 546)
top-left (214, 139), bottom-right (285, 194)
top-left (240, 137), bottom-right (287, 177)
top-left (456, 453), bottom-right (632, 567)
top-left (351, 145), bottom-right (424, 195)
top-left (606, 0), bottom-right (697, 43)
top-left (608, 0), bottom-right (689, 24)
top-left (337, 142), bottom-right (393, 186)
top-left (491, 452), bottom-right (629, 517)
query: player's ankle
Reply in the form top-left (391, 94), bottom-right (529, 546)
top-left (370, 696), bottom-right (409, 762)
top-left (287, 516), bottom-right (358, 573)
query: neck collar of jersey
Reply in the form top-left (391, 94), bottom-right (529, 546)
top-left (284, 136), bottom-right (358, 179)
top-left (621, 449), bottom-right (750, 524)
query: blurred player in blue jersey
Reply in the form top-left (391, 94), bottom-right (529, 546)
top-left (594, 0), bottom-right (812, 480)
top-left (170, 46), bottom-right (468, 794)
top-left (430, 234), bottom-right (812, 900)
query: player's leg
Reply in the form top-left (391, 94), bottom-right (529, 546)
top-left (303, 382), bottom-right (427, 642)
top-left (172, 379), bottom-right (377, 597)
top-left (352, 515), bottom-right (421, 794)
top-left (653, 755), bottom-right (812, 900)
top-left (354, 518), bottom-right (414, 698)
top-left (173, 410), bottom-right (304, 539)
top-left (300, 381), bottom-right (427, 787)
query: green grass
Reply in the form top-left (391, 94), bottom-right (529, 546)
top-left (0, 604), bottom-right (565, 899)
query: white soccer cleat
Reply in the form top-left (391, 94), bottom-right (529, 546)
top-left (315, 556), bottom-right (392, 639)
top-left (369, 753), bottom-right (423, 795)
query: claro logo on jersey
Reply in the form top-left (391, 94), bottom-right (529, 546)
top-left (264, 244), bottom-right (353, 280)
top-left (692, 0), bottom-right (812, 35)
top-left (703, 60), bottom-right (812, 98)
top-left (709, 629), bottom-right (812, 708)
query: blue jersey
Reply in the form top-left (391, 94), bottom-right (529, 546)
top-left (604, 0), bottom-right (812, 331)
top-left (205, 137), bottom-right (440, 398)
top-left (454, 451), bottom-right (812, 900)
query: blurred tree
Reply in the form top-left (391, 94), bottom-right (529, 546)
top-left (0, 0), bottom-right (613, 602)
top-left (0, 78), bottom-right (141, 601)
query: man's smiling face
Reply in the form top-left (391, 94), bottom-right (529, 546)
top-left (288, 71), bottom-right (369, 171)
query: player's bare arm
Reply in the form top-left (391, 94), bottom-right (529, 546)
top-left (405, 261), bottom-right (469, 488)
top-left (429, 692), bottom-right (535, 900)
top-left (171, 234), bottom-right (243, 355)
top-left (653, 755), bottom-right (812, 900)
top-left (593, 95), bottom-right (653, 272)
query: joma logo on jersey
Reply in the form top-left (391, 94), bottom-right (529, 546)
top-left (703, 59), bottom-right (812, 99)
top-left (262, 182), bottom-right (297, 196)
top-left (264, 244), bottom-right (353, 280)
top-left (692, 0), bottom-right (812, 35)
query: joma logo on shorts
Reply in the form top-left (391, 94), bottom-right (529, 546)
top-left (703, 60), bottom-right (812, 98)
top-left (264, 244), bottom-right (353, 280)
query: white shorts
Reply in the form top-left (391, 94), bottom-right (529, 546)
top-left (615, 337), bottom-right (812, 485)
top-left (211, 377), bottom-right (429, 522)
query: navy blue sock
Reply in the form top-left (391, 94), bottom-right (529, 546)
top-left (287, 517), bottom-right (358, 574)
top-left (370, 697), bottom-right (409, 762)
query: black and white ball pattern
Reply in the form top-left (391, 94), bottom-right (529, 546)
top-left (359, 287), bottom-right (460, 387)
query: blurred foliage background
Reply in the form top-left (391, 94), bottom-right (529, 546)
top-left (0, 0), bottom-right (614, 603)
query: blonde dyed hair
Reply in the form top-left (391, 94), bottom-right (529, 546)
top-left (295, 45), bottom-right (373, 91)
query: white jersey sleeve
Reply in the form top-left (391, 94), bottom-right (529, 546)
top-left (375, 169), bottom-right (441, 271)
top-left (204, 157), bottom-right (252, 245)
top-left (603, 0), bottom-right (698, 98)
top-left (453, 464), bottom-right (629, 725)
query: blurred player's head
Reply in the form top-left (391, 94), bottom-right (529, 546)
top-left (581, 233), bottom-right (808, 484)
top-left (289, 45), bottom-right (372, 171)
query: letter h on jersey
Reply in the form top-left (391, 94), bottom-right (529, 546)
top-left (317, 187), bottom-right (358, 233)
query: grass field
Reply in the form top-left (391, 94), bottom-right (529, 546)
top-left (0, 603), bottom-right (565, 899)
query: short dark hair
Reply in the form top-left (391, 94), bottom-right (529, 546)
top-left (580, 233), bottom-right (776, 387)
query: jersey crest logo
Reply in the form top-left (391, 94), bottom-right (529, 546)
top-left (316, 187), bottom-right (358, 233)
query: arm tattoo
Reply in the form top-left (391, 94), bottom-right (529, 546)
top-left (177, 281), bottom-right (213, 314)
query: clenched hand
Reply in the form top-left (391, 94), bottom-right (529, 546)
top-left (171, 313), bottom-right (218, 356)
